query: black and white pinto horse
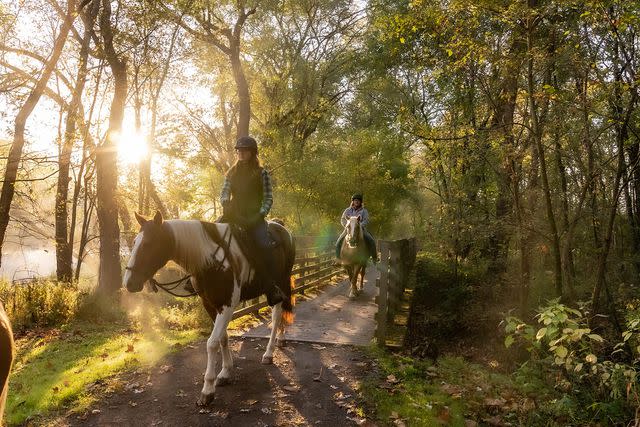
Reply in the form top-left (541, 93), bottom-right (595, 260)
top-left (338, 215), bottom-right (368, 298)
top-left (123, 211), bottom-right (295, 406)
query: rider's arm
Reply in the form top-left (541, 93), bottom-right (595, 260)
top-left (360, 208), bottom-right (370, 227)
top-left (259, 169), bottom-right (273, 217)
top-left (220, 176), bottom-right (231, 206)
top-left (341, 208), bottom-right (350, 227)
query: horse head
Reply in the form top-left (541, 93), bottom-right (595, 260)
top-left (123, 211), bottom-right (175, 292)
top-left (346, 215), bottom-right (363, 247)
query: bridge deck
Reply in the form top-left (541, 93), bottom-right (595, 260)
top-left (239, 266), bottom-right (379, 346)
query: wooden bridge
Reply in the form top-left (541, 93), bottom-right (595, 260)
top-left (237, 235), bottom-right (417, 347)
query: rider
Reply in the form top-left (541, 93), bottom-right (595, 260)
top-left (219, 136), bottom-right (284, 305)
top-left (335, 194), bottom-right (378, 263)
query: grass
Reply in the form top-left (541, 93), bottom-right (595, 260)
top-left (360, 347), bottom-right (552, 426)
top-left (5, 296), bottom-right (264, 426)
top-left (6, 320), bottom-right (207, 425)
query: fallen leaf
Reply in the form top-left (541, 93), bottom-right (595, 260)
top-left (261, 408), bottom-right (272, 414)
top-left (389, 411), bottom-right (400, 419)
top-left (128, 401), bottom-right (138, 407)
top-left (484, 397), bottom-right (507, 407)
top-left (175, 389), bottom-right (187, 398)
top-left (482, 415), bottom-right (505, 426)
top-left (100, 352), bottom-right (109, 360)
top-left (330, 385), bottom-right (338, 390)
top-left (438, 407), bottom-right (451, 423)
top-left (91, 409), bottom-right (101, 415)
top-left (52, 387), bottom-right (59, 393)
top-left (240, 408), bottom-right (250, 413)
top-left (159, 365), bottom-right (173, 374)
top-left (311, 344), bottom-right (326, 350)
top-left (283, 385), bottom-right (299, 392)
top-left (126, 344), bottom-right (134, 353)
top-left (387, 374), bottom-right (400, 384)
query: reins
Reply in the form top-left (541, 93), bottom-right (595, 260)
top-left (130, 226), bottom-right (234, 298)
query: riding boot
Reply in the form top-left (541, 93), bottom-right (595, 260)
top-left (251, 219), bottom-right (285, 306)
top-left (364, 230), bottom-right (379, 264)
top-left (261, 247), bottom-right (285, 306)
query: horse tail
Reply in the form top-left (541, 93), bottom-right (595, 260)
top-left (281, 276), bottom-right (295, 325)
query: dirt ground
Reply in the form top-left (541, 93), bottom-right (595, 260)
top-left (67, 337), bottom-right (374, 427)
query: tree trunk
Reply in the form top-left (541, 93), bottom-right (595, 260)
top-left (526, 8), bottom-right (563, 298)
top-left (230, 38), bottom-right (250, 139)
top-left (0, 0), bottom-right (76, 268)
top-left (55, 0), bottom-right (97, 282)
top-left (591, 35), bottom-right (636, 315)
top-left (96, 0), bottom-right (126, 293)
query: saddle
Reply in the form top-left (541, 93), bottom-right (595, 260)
top-left (203, 219), bottom-right (280, 273)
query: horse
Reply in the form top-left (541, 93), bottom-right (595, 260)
top-left (123, 211), bottom-right (295, 406)
top-left (0, 300), bottom-right (15, 424)
top-left (338, 215), bottom-right (369, 298)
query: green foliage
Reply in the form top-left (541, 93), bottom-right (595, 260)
top-left (361, 348), bottom-right (550, 426)
top-left (504, 300), bottom-right (640, 424)
top-left (0, 279), bottom-right (83, 333)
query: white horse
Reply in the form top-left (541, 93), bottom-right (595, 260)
top-left (339, 215), bottom-right (368, 298)
top-left (123, 211), bottom-right (295, 405)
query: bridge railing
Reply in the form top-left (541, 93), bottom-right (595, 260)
top-left (375, 238), bottom-right (417, 346)
top-left (233, 235), bottom-right (342, 319)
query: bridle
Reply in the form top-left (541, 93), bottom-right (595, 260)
top-left (347, 218), bottom-right (361, 247)
top-left (126, 227), bottom-right (234, 298)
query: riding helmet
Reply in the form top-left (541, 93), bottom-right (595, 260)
top-left (235, 136), bottom-right (258, 151)
top-left (351, 193), bottom-right (363, 201)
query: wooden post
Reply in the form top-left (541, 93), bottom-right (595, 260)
top-left (388, 240), bottom-right (402, 321)
top-left (376, 241), bottom-right (390, 347)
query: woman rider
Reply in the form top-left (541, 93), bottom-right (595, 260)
top-left (219, 136), bottom-right (283, 305)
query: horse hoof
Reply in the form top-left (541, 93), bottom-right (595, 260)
top-left (261, 355), bottom-right (273, 365)
top-left (197, 392), bottom-right (215, 406)
top-left (215, 376), bottom-right (231, 387)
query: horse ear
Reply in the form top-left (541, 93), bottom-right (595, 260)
top-left (153, 210), bottom-right (163, 225)
top-left (135, 212), bottom-right (147, 227)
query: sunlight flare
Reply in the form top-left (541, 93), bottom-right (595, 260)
top-left (114, 127), bottom-right (148, 165)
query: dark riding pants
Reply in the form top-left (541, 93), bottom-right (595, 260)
top-left (335, 228), bottom-right (377, 261)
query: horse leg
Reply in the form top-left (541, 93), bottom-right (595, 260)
top-left (262, 302), bottom-right (283, 364)
top-left (215, 331), bottom-right (233, 387)
top-left (359, 265), bottom-right (366, 292)
top-left (198, 305), bottom-right (233, 406)
top-left (349, 275), bottom-right (358, 299)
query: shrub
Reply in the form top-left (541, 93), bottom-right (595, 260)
top-left (504, 299), bottom-right (640, 424)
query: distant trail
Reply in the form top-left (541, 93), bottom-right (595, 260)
top-left (240, 267), bottom-right (378, 345)
top-left (68, 268), bottom-right (379, 426)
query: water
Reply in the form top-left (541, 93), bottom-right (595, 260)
top-left (0, 247), bottom-right (97, 282)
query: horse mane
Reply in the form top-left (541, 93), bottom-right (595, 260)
top-left (165, 220), bottom-right (223, 272)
